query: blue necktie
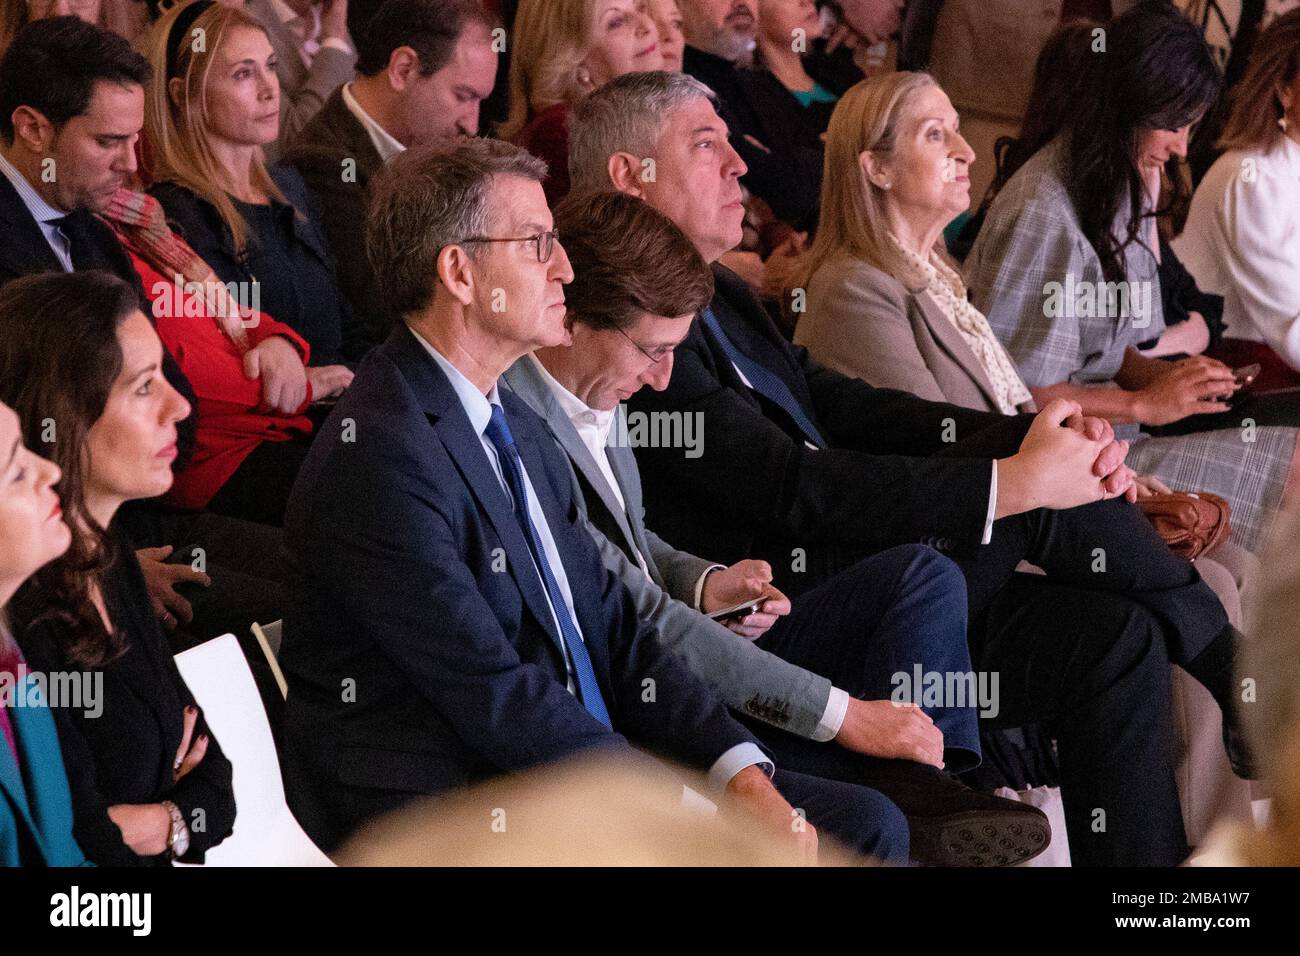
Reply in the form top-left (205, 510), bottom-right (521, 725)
top-left (484, 404), bottom-right (612, 729)
top-left (699, 307), bottom-right (827, 448)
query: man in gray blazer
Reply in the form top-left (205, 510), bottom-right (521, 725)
top-left (501, 189), bottom-right (1052, 867)
top-left (244, 0), bottom-right (357, 159)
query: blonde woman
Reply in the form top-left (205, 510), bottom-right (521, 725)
top-left (141, 0), bottom-right (363, 370)
top-left (648, 0), bottom-right (685, 71)
top-left (503, 0), bottom-right (662, 203)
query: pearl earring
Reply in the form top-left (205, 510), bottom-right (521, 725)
top-left (882, 182), bottom-right (893, 190)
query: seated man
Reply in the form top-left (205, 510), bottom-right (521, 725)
top-left (278, 137), bottom-right (908, 862)
top-left (283, 0), bottom-right (499, 346)
top-left (502, 188), bottom-right (1051, 866)
top-left (567, 70), bottom-right (1246, 866)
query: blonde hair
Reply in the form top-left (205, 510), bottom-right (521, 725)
top-left (1218, 8), bottom-right (1300, 154)
top-left (500, 0), bottom-right (599, 141)
top-left (142, 1), bottom-right (288, 258)
top-left (790, 72), bottom-right (943, 295)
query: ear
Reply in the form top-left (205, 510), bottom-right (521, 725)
top-left (859, 149), bottom-right (892, 191)
top-left (168, 76), bottom-right (185, 110)
top-left (436, 244), bottom-right (477, 307)
top-left (388, 46), bottom-right (420, 92)
top-left (1279, 82), bottom-right (1294, 114)
top-left (10, 106), bottom-right (54, 154)
top-left (608, 151), bottom-right (647, 197)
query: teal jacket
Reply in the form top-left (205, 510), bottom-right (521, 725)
top-left (1, 675), bottom-right (88, 867)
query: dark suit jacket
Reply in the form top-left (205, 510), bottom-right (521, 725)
top-left (0, 172), bottom-right (199, 461)
top-left (683, 46), bottom-right (824, 230)
top-left (282, 87), bottom-right (394, 348)
top-left (627, 264), bottom-right (1034, 587)
top-left (279, 325), bottom-right (760, 850)
top-left (12, 532), bottom-right (237, 866)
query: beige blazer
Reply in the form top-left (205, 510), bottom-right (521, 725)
top-left (796, 252), bottom-right (1034, 415)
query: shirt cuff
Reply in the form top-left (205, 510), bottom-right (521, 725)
top-left (320, 36), bottom-right (353, 56)
top-left (810, 687), bottom-right (851, 742)
top-left (707, 742), bottom-right (774, 793)
top-left (982, 459), bottom-right (997, 546)
top-left (692, 564), bottom-right (727, 611)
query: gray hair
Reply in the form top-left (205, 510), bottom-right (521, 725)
top-left (366, 138), bottom-right (548, 319)
top-left (568, 70), bottom-right (717, 194)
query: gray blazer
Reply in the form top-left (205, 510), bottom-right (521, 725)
top-left (245, 0), bottom-right (357, 161)
top-left (797, 252), bottom-right (1034, 415)
top-left (502, 357), bottom-right (833, 739)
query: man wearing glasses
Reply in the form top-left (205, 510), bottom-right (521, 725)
top-left (278, 138), bottom-right (914, 862)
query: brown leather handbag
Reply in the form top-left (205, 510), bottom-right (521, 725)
top-left (1137, 491), bottom-right (1231, 561)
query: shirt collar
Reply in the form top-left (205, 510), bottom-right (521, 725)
top-left (341, 81), bottom-right (406, 163)
top-left (528, 353), bottom-right (617, 442)
top-left (408, 326), bottom-right (501, 436)
top-left (0, 151), bottom-right (69, 225)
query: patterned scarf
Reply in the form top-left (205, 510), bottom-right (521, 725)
top-left (889, 233), bottom-right (1033, 415)
top-left (99, 187), bottom-right (251, 351)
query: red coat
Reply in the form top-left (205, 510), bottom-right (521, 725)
top-left (127, 248), bottom-right (314, 510)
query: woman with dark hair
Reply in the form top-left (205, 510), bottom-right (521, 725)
top-left (1174, 9), bottom-right (1300, 391)
top-left (965, 2), bottom-right (1298, 552)
top-left (1, 271), bottom-right (236, 866)
top-left (0, 400), bottom-right (87, 866)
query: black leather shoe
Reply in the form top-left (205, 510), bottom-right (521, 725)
top-left (862, 761), bottom-right (1051, 867)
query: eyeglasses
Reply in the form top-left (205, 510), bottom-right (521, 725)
top-left (615, 325), bottom-right (675, 364)
top-left (458, 230), bottom-right (559, 264)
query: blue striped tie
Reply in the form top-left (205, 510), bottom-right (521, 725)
top-left (699, 307), bottom-right (827, 448)
top-left (484, 404), bottom-right (612, 728)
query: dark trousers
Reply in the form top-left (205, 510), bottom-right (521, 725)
top-left (771, 768), bottom-right (909, 864)
top-left (758, 544), bottom-right (980, 771)
top-left (206, 436), bottom-right (312, 528)
top-left (760, 496), bottom-right (1226, 866)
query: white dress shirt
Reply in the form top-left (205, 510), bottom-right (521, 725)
top-left (528, 355), bottom-right (850, 742)
top-left (413, 334), bottom-right (770, 789)
top-left (341, 81), bottom-right (405, 162)
top-left (0, 153), bottom-right (73, 272)
top-left (1173, 134), bottom-right (1300, 369)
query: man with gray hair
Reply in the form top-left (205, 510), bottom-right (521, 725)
top-left (278, 137), bottom-right (909, 862)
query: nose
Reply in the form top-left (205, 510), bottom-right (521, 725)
top-left (636, 7), bottom-right (653, 37)
top-left (457, 104), bottom-right (481, 137)
top-left (117, 137), bottom-right (139, 175)
top-left (163, 378), bottom-right (192, 426)
top-left (951, 130), bottom-right (975, 166)
top-left (549, 236), bottom-right (575, 284)
top-left (643, 352), bottom-right (675, 391)
top-left (40, 455), bottom-right (62, 492)
top-left (1170, 127), bottom-right (1190, 158)
top-left (257, 66), bottom-right (279, 102)
top-left (722, 137), bottom-right (748, 178)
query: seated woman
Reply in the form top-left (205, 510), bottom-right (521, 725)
top-left (101, 186), bottom-right (332, 527)
top-left (963, 4), bottom-right (1297, 553)
top-left (0, 400), bottom-right (86, 867)
top-left (142, 1), bottom-right (367, 366)
top-left (792, 69), bottom-right (1260, 848)
top-left (1173, 10), bottom-right (1300, 392)
top-left (0, 272), bottom-right (236, 866)
top-left (502, 0), bottom-right (663, 204)
top-left (754, 0), bottom-right (855, 137)
top-left (648, 0), bottom-right (685, 72)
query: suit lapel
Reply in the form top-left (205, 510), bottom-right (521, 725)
top-left (911, 289), bottom-right (1003, 411)
top-left (386, 332), bottom-right (569, 662)
top-left (0, 682), bottom-right (52, 863)
top-left (602, 433), bottom-right (662, 583)
top-left (501, 360), bottom-right (644, 568)
top-left (0, 174), bottom-right (66, 278)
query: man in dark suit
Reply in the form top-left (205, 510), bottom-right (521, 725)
top-left (280, 138), bottom-right (914, 862)
top-left (567, 70), bottom-right (1249, 866)
top-left (0, 17), bottom-right (292, 663)
top-left (503, 189), bottom-right (1053, 866)
top-left (283, 0), bottom-right (498, 350)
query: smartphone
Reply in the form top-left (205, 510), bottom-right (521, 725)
top-left (707, 598), bottom-right (764, 622)
top-left (1233, 363), bottom-right (1261, 387)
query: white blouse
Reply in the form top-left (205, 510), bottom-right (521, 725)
top-left (1172, 134), bottom-right (1300, 368)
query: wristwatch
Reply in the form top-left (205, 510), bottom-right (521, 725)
top-left (162, 800), bottom-right (190, 860)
